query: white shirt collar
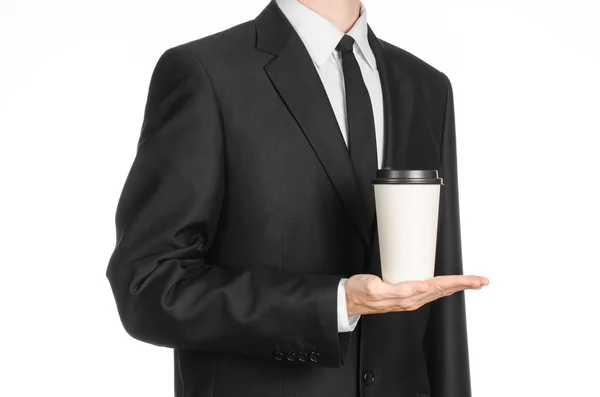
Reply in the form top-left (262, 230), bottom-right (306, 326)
top-left (275, 0), bottom-right (377, 71)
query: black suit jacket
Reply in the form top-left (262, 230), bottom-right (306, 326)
top-left (106, 1), bottom-right (471, 396)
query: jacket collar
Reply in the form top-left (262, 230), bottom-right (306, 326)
top-left (274, 0), bottom-right (376, 71)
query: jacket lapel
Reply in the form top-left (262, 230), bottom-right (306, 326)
top-left (367, 26), bottom-right (412, 171)
top-left (254, 1), bottom-right (373, 247)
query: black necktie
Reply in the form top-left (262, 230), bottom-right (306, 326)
top-left (336, 34), bottom-right (378, 222)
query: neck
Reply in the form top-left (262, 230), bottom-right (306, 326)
top-left (297, 0), bottom-right (362, 33)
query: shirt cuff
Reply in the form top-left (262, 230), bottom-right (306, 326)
top-left (337, 278), bottom-right (361, 333)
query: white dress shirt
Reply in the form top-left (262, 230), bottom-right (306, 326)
top-left (275, 0), bottom-right (384, 333)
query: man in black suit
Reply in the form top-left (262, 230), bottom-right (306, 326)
top-left (106, 0), bottom-right (488, 396)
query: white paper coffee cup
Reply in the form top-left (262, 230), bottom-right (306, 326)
top-left (372, 169), bottom-right (443, 284)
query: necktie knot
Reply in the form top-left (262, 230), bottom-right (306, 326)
top-left (336, 35), bottom-right (355, 53)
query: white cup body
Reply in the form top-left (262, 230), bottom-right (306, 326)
top-left (374, 184), bottom-right (441, 283)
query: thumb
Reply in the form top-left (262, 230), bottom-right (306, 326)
top-left (414, 281), bottom-right (430, 293)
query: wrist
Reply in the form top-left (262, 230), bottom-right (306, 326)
top-left (346, 289), bottom-right (358, 316)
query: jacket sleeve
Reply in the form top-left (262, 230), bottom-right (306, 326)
top-left (105, 45), bottom-right (346, 368)
top-left (423, 74), bottom-right (472, 397)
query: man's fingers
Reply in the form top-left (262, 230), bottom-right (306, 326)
top-left (375, 275), bottom-right (488, 303)
top-left (430, 275), bottom-right (489, 298)
top-left (361, 274), bottom-right (489, 314)
top-left (432, 275), bottom-right (488, 289)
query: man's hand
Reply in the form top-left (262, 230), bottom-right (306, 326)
top-left (345, 274), bottom-right (489, 316)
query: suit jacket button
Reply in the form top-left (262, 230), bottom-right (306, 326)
top-left (297, 352), bottom-right (308, 362)
top-left (286, 352), bottom-right (297, 362)
top-left (274, 352), bottom-right (284, 361)
top-left (363, 370), bottom-right (376, 386)
top-left (309, 352), bottom-right (320, 363)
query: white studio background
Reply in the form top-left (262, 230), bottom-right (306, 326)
top-left (1, 0), bottom-right (598, 396)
